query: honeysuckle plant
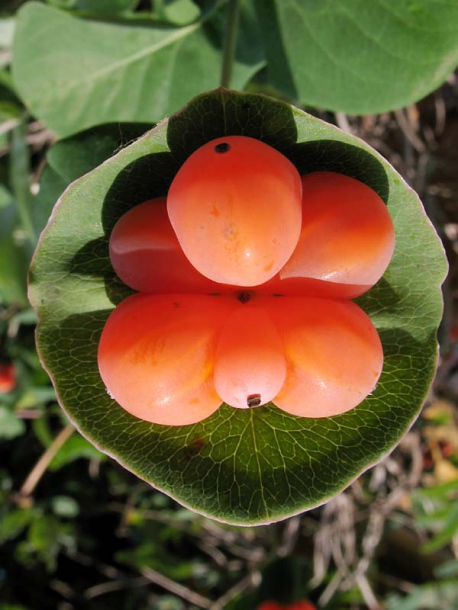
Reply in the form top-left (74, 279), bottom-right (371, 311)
top-left (28, 88), bottom-right (446, 525)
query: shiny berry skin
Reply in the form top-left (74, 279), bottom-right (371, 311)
top-left (277, 171), bottom-right (395, 297)
top-left (167, 136), bottom-right (302, 287)
top-left (98, 293), bottom-right (237, 425)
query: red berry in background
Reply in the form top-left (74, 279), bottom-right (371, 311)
top-left (0, 363), bottom-right (15, 393)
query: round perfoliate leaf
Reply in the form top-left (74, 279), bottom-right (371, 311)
top-left (29, 89), bottom-right (446, 525)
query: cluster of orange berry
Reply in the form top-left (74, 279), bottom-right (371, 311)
top-left (97, 136), bottom-right (395, 426)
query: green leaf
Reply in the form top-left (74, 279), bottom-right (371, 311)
top-left (255, 0), bottom-right (458, 114)
top-left (33, 165), bottom-right (68, 237)
top-left (26, 513), bottom-right (72, 571)
top-left (10, 121), bottom-right (36, 249)
top-left (0, 183), bottom-right (12, 209)
top-left (0, 70), bottom-right (19, 105)
top-left (29, 89), bottom-right (446, 525)
top-left (386, 582), bottom-right (458, 610)
top-left (0, 406), bottom-right (25, 440)
top-left (155, 0), bottom-right (201, 25)
top-left (47, 123), bottom-right (153, 184)
top-left (0, 189), bottom-right (29, 307)
top-left (47, 0), bottom-right (138, 13)
top-left (83, 0), bottom-right (137, 11)
top-left (12, 2), bottom-right (264, 137)
top-left (34, 123), bottom-right (151, 235)
top-left (413, 478), bottom-right (458, 501)
top-left (0, 508), bottom-right (33, 543)
top-left (435, 560), bottom-right (458, 580)
top-left (421, 502), bottom-right (458, 553)
top-left (51, 495), bottom-right (80, 518)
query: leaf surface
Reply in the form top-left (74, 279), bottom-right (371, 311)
top-left (255, 0), bottom-right (458, 114)
top-left (33, 123), bottom-right (152, 235)
top-left (29, 89), bottom-right (446, 524)
top-left (12, 2), bottom-right (264, 137)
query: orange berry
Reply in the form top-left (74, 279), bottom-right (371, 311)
top-left (277, 172), bottom-right (395, 298)
top-left (213, 305), bottom-right (286, 409)
top-left (263, 297), bottom-right (383, 417)
top-left (167, 136), bottom-right (302, 287)
top-left (109, 197), bottom-right (225, 294)
top-left (98, 293), bottom-right (237, 425)
top-left (260, 274), bottom-right (367, 299)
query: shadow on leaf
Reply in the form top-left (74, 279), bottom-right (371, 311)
top-left (285, 140), bottom-right (390, 202)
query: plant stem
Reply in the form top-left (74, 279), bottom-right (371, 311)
top-left (220, 0), bottom-right (240, 88)
top-left (10, 119), bottom-right (36, 251)
top-left (141, 566), bottom-right (212, 609)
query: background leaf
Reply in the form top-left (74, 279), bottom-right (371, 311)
top-left (0, 185), bottom-right (29, 306)
top-left (386, 581), bottom-right (458, 610)
top-left (12, 1), bottom-right (264, 137)
top-left (33, 122), bottom-right (153, 235)
top-left (254, 0), bottom-right (458, 114)
top-left (0, 406), bottom-right (25, 440)
top-left (46, 0), bottom-right (138, 14)
top-left (155, 0), bottom-right (202, 25)
top-left (29, 89), bottom-right (447, 525)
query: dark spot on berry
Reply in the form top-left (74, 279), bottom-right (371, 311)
top-left (215, 142), bottom-right (231, 153)
top-left (247, 394), bottom-right (261, 408)
top-left (237, 291), bottom-right (252, 304)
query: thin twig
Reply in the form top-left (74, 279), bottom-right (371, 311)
top-left (18, 424), bottom-right (75, 499)
top-left (394, 107), bottom-right (426, 154)
top-left (356, 574), bottom-right (381, 610)
top-left (197, 541), bottom-right (228, 567)
top-left (140, 566), bottom-right (213, 609)
top-left (0, 118), bottom-right (21, 136)
top-left (335, 112), bottom-right (353, 134)
top-left (312, 432), bottom-right (423, 606)
top-left (85, 576), bottom-right (151, 600)
top-left (279, 516), bottom-right (301, 556)
top-left (212, 572), bottom-right (260, 610)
